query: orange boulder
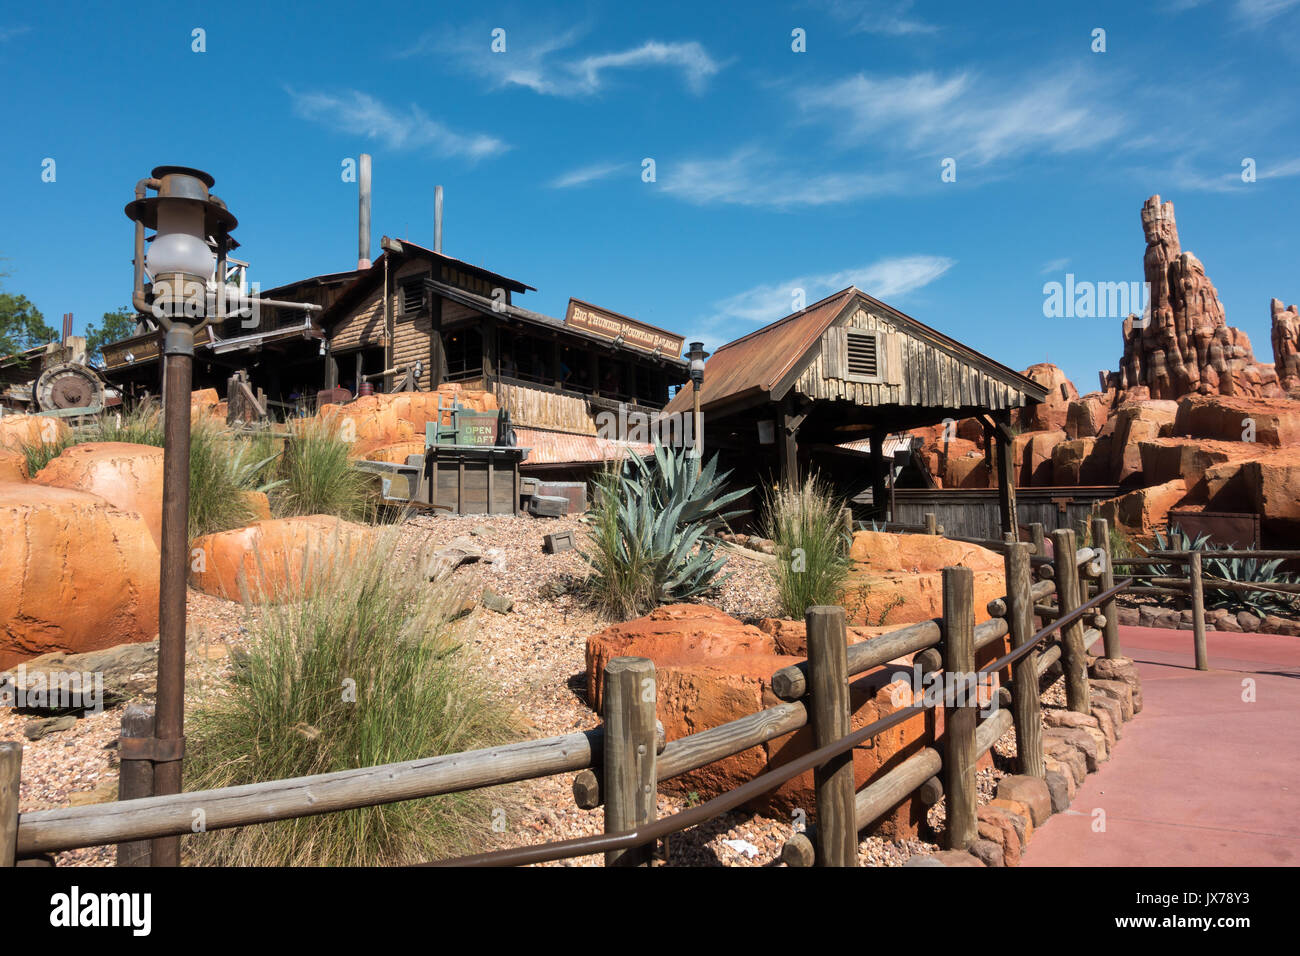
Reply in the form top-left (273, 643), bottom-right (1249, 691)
top-left (1173, 393), bottom-right (1300, 446)
top-left (842, 531), bottom-right (1003, 627)
top-left (1105, 400), bottom-right (1178, 484)
top-left (1095, 478), bottom-right (1188, 538)
top-left (0, 482), bottom-right (160, 669)
top-left (189, 515), bottom-right (375, 601)
top-left (584, 604), bottom-right (931, 836)
top-left (0, 448), bottom-right (26, 482)
top-left (0, 414), bottom-right (69, 452)
top-left (1019, 364), bottom-right (1078, 433)
top-left (1137, 438), bottom-right (1258, 500)
top-left (1241, 449), bottom-right (1300, 523)
top-left (1065, 395), bottom-right (1108, 440)
top-left (33, 442), bottom-right (165, 546)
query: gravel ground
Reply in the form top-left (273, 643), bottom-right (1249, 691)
top-left (7, 512), bottom-right (1054, 868)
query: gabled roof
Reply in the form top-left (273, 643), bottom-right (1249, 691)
top-left (665, 286), bottom-right (1047, 417)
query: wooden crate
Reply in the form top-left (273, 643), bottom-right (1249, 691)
top-left (427, 446), bottom-right (524, 515)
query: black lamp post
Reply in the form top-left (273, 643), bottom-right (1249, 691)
top-left (687, 341), bottom-right (708, 475)
top-left (124, 167), bottom-right (236, 866)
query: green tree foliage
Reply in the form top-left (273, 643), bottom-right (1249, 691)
top-left (84, 307), bottom-right (139, 365)
top-left (0, 291), bottom-right (57, 359)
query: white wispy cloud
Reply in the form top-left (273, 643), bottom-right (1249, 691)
top-left (287, 89), bottom-right (508, 160)
top-left (0, 25), bottom-right (31, 41)
top-left (1151, 154), bottom-right (1300, 191)
top-left (1234, 0), bottom-right (1300, 26)
top-left (703, 256), bottom-right (955, 327)
top-left (660, 146), bottom-right (906, 208)
top-left (416, 27), bottom-right (724, 97)
top-left (794, 68), bottom-right (1124, 166)
top-left (1040, 258), bottom-right (1072, 275)
top-left (549, 162), bottom-right (630, 189)
top-left (813, 0), bottom-right (938, 36)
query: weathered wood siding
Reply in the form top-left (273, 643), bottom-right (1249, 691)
top-left (891, 487), bottom-right (1121, 540)
top-left (495, 381), bottom-right (598, 435)
top-left (796, 306), bottom-right (1027, 410)
top-left (332, 261), bottom-right (436, 389)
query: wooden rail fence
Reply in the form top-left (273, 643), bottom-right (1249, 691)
top-left (3, 517), bottom-right (1136, 869)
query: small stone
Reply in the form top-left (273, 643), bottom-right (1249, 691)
top-left (1043, 708), bottom-right (1100, 731)
top-left (1045, 769), bottom-right (1071, 812)
top-left (480, 588), bottom-right (514, 614)
top-left (1237, 610), bottom-right (1261, 632)
top-left (1044, 727), bottom-right (1100, 772)
top-left (1090, 702), bottom-right (1119, 744)
top-left (23, 714), bottom-right (77, 740)
top-left (1090, 689), bottom-right (1126, 734)
top-left (931, 849), bottom-right (986, 867)
top-left (995, 774), bottom-right (1053, 826)
top-left (1045, 758), bottom-right (1077, 799)
top-left (1043, 739), bottom-right (1087, 784)
top-left (976, 808), bottom-right (1021, 866)
top-left (987, 800), bottom-right (1033, 846)
top-left (902, 854), bottom-right (946, 867)
top-left (1090, 679), bottom-right (1134, 720)
top-left (968, 839), bottom-right (1004, 867)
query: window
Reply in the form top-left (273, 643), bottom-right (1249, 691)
top-left (444, 327), bottom-right (483, 380)
top-left (400, 279), bottom-right (425, 315)
top-left (845, 329), bottom-right (881, 381)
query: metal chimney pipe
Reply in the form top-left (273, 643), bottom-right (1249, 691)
top-left (358, 153), bottom-right (372, 270)
top-left (434, 185), bottom-right (443, 253)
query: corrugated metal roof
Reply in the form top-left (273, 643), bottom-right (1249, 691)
top-left (515, 427), bottom-right (654, 467)
top-left (664, 285), bottom-right (1049, 417)
top-left (665, 289), bottom-right (855, 417)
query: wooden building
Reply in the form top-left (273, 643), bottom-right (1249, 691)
top-left (318, 238), bottom-right (690, 472)
top-left (663, 286), bottom-right (1049, 535)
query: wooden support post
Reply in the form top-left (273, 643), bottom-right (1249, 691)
top-left (1004, 543), bottom-right (1045, 779)
top-left (779, 401), bottom-right (800, 489)
top-left (0, 741), bottom-right (20, 867)
top-left (806, 606), bottom-right (856, 867)
top-left (868, 432), bottom-right (886, 523)
top-left (117, 704), bottom-right (155, 867)
top-left (1030, 522), bottom-right (1045, 558)
top-left (1051, 528), bottom-right (1090, 714)
top-left (1189, 551), bottom-right (1208, 671)
top-left (941, 567), bottom-right (978, 850)
top-left (602, 657), bottom-right (657, 866)
top-left (924, 512), bottom-right (938, 536)
top-left (840, 507), bottom-right (854, 540)
top-left (1090, 516), bottom-right (1122, 659)
top-left (993, 415), bottom-right (1017, 540)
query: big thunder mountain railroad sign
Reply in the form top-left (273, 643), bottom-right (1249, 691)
top-left (564, 298), bottom-right (685, 358)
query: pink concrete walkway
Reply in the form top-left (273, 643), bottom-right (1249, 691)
top-left (1023, 625), bottom-right (1300, 866)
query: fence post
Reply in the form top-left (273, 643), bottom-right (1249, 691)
top-left (1090, 517), bottom-right (1122, 659)
top-left (1004, 543), bottom-right (1045, 779)
top-left (924, 513), bottom-right (938, 536)
top-left (1189, 551), bottom-right (1208, 671)
top-left (807, 605), bottom-right (856, 867)
top-left (0, 741), bottom-right (20, 867)
top-left (1051, 528), bottom-right (1091, 714)
top-left (603, 657), bottom-right (658, 867)
top-left (941, 567), bottom-right (978, 850)
top-left (1029, 522), bottom-right (1045, 558)
top-left (117, 704), bottom-right (155, 867)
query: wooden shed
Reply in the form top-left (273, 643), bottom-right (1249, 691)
top-left (664, 286), bottom-right (1049, 536)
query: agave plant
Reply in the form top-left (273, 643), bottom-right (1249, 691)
top-left (1142, 524), bottom-right (1298, 616)
top-left (579, 445), bottom-right (750, 618)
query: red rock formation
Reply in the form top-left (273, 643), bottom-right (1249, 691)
top-left (1116, 196), bottom-right (1280, 399)
top-left (33, 442), bottom-right (165, 547)
top-left (1271, 298), bottom-right (1300, 393)
top-left (1018, 363), bottom-right (1077, 432)
top-left (1, 483), bottom-right (160, 668)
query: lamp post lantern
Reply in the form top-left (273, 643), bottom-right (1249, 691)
top-left (125, 166), bottom-right (237, 867)
top-left (687, 341), bottom-right (708, 475)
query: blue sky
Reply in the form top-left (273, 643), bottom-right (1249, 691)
top-left (2, 0), bottom-right (1298, 391)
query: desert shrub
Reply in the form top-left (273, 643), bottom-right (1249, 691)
top-left (275, 417), bottom-right (373, 520)
top-left (87, 404), bottom-right (165, 446)
top-left (18, 430), bottom-right (71, 475)
top-left (579, 445), bottom-right (749, 619)
top-left (763, 474), bottom-right (853, 619)
top-left (1142, 525), bottom-right (1298, 617)
top-left (185, 531), bottom-right (516, 866)
top-left (187, 418), bottom-right (286, 538)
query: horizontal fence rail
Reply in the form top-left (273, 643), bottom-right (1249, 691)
top-left (8, 515), bottom-right (1160, 868)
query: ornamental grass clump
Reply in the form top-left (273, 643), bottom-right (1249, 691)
top-left (762, 474), bottom-right (853, 620)
top-left (185, 529), bottom-right (517, 866)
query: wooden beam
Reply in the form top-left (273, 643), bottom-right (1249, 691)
top-left (993, 411), bottom-right (1018, 538)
